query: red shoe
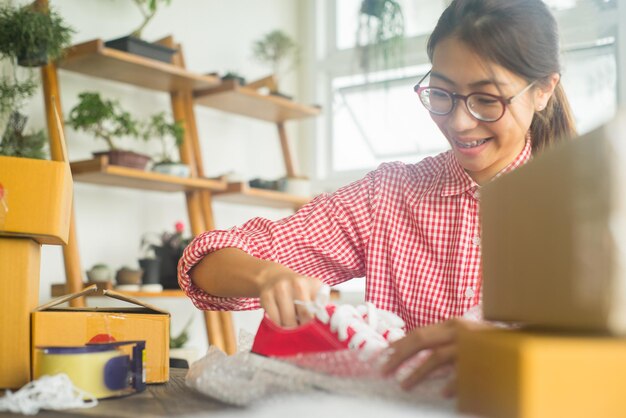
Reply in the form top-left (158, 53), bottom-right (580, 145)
top-left (251, 303), bottom-right (389, 357)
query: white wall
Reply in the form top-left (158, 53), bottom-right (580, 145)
top-left (17, 0), bottom-right (313, 356)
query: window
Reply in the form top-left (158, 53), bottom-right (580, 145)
top-left (314, 0), bottom-right (621, 183)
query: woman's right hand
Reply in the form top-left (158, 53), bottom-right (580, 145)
top-left (258, 269), bottom-right (324, 328)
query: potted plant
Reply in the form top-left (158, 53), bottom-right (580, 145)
top-left (105, 0), bottom-right (177, 63)
top-left (0, 2), bottom-right (74, 67)
top-left (154, 221), bottom-right (189, 289)
top-left (143, 112), bottom-right (189, 177)
top-left (221, 71), bottom-right (246, 86)
top-left (355, 0), bottom-right (405, 73)
top-left (66, 91), bottom-right (151, 169)
top-left (251, 30), bottom-right (299, 97)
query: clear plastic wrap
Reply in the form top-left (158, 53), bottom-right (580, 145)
top-left (186, 331), bottom-right (454, 408)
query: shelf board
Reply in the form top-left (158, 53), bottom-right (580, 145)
top-left (71, 156), bottom-right (227, 193)
top-left (193, 80), bottom-right (321, 122)
top-left (213, 181), bottom-right (310, 209)
top-left (58, 39), bottom-right (220, 92)
top-left (51, 283), bottom-right (185, 298)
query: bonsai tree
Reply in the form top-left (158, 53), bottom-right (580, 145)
top-left (0, 2), bottom-right (74, 67)
top-left (0, 75), bottom-right (37, 120)
top-left (0, 111), bottom-right (47, 159)
top-left (142, 111), bottom-right (184, 164)
top-left (66, 92), bottom-right (140, 151)
top-left (356, 0), bottom-right (405, 73)
top-left (130, 0), bottom-right (173, 39)
top-left (251, 30), bottom-right (299, 92)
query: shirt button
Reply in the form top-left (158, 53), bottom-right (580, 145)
top-left (465, 287), bottom-right (475, 299)
top-left (473, 190), bottom-right (481, 200)
top-left (472, 236), bottom-right (481, 246)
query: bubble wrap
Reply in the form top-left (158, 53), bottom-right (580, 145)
top-left (186, 332), bottom-right (454, 408)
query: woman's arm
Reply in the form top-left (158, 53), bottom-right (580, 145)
top-left (190, 247), bottom-right (322, 327)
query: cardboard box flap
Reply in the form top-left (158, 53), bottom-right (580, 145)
top-left (103, 289), bottom-right (169, 315)
top-left (36, 284), bottom-right (169, 315)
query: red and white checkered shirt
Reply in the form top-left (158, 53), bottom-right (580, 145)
top-left (179, 141), bottom-right (532, 330)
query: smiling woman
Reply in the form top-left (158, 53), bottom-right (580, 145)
top-left (179, 0), bottom-right (579, 398)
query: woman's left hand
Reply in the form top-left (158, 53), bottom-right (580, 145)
top-left (381, 318), bottom-right (490, 397)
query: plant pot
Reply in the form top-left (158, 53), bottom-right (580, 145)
top-left (221, 75), bottom-right (246, 86)
top-left (93, 150), bottom-right (151, 170)
top-left (139, 258), bottom-right (161, 285)
top-left (0, 156), bottom-right (72, 245)
top-left (86, 265), bottom-right (113, 282)
top-left (105, 36), bottom-right (178, 63)
top-left (17, 43), bottom-right (48, 67)
top-left (152, 162), bottom-right (190, 178)
top-left (154, 246), bottom-right (182, 290)
top-left (115, 267), bottom-right (143, 286)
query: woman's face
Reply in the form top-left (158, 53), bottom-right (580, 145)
top-left (429, 36), bottom-right (548, 184)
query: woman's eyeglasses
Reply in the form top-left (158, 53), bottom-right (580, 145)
top-left (414, 70), bottom-right (536, 123)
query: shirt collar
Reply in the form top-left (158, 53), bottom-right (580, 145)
top-left (440, 139), bottom-right (533, 197)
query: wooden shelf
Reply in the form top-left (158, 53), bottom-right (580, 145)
top-left (51, 283), bottom-right (185, 298)
top-left (58, 39), bottom-right (220, 92)
top-left (70, 156), bottom-right (227, 193)
top-left (194, 80), bottom-right (321, 122)
top-left (212, 181), bottom-right (310, 209)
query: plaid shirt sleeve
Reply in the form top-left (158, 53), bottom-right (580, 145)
top-left (178, 169), bottom-right (381, 311)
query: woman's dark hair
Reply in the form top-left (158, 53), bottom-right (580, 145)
top-left (427, 0), bottom-right (577, 153)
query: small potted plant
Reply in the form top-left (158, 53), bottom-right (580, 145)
top-left (356, 0), bottom-right (405, 73)
top-left (0, 2), bottom-right (74, 67)
top-left (86, 263), bottom-right (113, 283)
top-left (154, 221), bottom-right (190, 289)
top-left (66, 92), bottom-right (151, 169)
top-left (251, 30), bottom-right (299, 98)
top-left (221, 71), bottom-right (246, 86)
top-left (143, 112), bottom-right (189, 177)
top-left (105, 0), bottom-right (177, 63)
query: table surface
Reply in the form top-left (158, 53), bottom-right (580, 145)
top-left (0, 368), bottom-right (467, 418)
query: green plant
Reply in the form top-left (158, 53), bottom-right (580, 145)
top-left (0, 2), bottom-right (74, 67)
top-left (66, 92), bottom-right (141, 151)
top-left (142, 112), bottom-right (184, 164)
top-left (251, 30), bottom-right (298, 87)
top-left (356, 0), bottom-right (405, 73)
top-left (170, 315), bottom-right (193, 349)
top-left (130, 0), bottom-right (173, 39)
top-left (0, 75), bottom-right (37, 118)
top-left (0, 111), bottom-right (47, 159)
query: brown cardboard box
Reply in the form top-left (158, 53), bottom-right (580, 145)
top-left (0, 156), bottom-right (73, 245)
top-left (31, 285), bottom-right (170, 383)
top-left (0, 238), bottom-right (40, 389)
top-left (481, 114), bottom-right (626, 333)
top-left (457, 329), bottom-right (626, 418)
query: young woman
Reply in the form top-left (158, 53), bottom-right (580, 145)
top-left (179, 0), bottom-right (576, 394)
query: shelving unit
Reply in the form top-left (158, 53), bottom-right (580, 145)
top-left (212, 181), bottom-right (309, 209)
top-left (41, 25), bottom-right (320, 355)
top-left (71, 155), bottom-right (226, 192)
top-left (194, 79), bottom-right (321, 122)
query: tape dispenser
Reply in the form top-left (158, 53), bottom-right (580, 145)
top-left (34, 340), bottom-right (146, 399)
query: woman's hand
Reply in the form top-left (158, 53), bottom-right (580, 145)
top-left (381, 318), bottom-right (490, 396)
top-left (258, 270), bottom-right (323, 328)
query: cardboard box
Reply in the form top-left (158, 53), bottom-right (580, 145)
top-left (481, 114), bottom-right (626, 333)
top-left (0, 156), bottom-right (73, 245)
top-left (0, 238), bottom-right (40, 389)
top-left (32, 285), bottom-right (170, 383)
top-left (457, 329), bottom-right (626, 418)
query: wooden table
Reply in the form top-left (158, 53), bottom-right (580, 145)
top-left (0, 368), bottom-right (230, 418)
top-left (1, 368), bottom-right (463, 418)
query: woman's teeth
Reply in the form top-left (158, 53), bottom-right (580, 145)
top-left (457, 138), bottom-right (489, 148)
